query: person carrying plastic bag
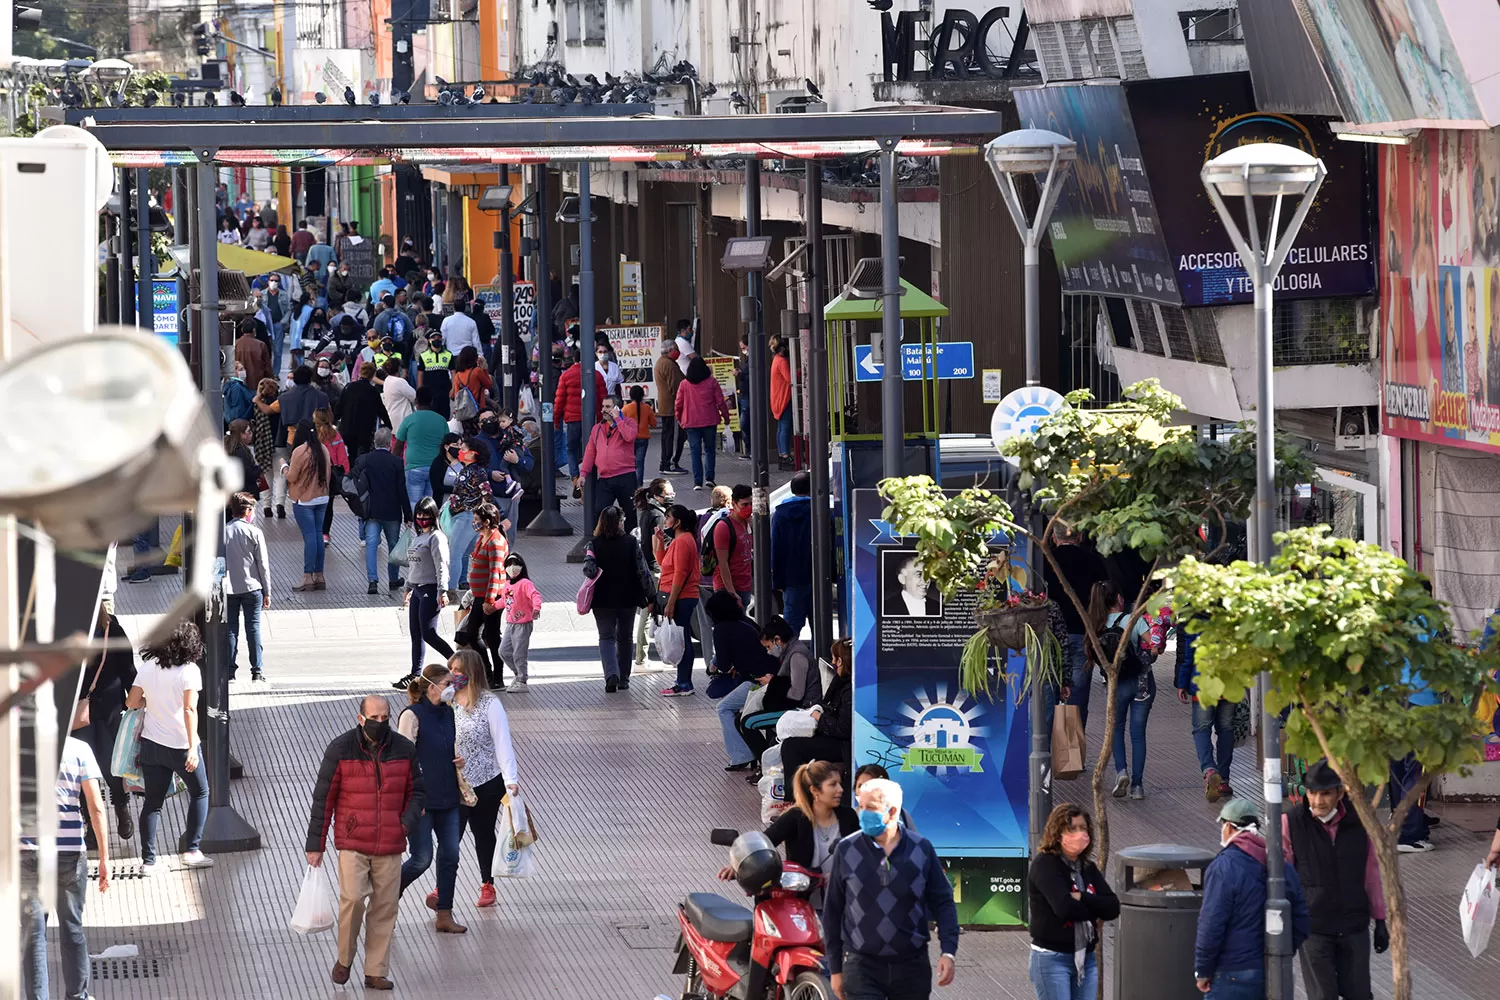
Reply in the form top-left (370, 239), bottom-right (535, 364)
top-left (496, 788), bottom-right (538, 879)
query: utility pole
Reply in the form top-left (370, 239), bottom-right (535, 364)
top-left (804, 162), bottom-right (834, 659)
top-left (744, 159), bottom-right (772, 624)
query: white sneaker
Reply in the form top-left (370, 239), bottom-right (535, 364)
top-left (181, 849), bottom-right (216, 868)
top-left (140, 860), bottom-right (165, 876)
top-left (1396, 840), bottom-right (1435, 853)
top-left (509, 681), bottom-right (528, 692)
top-left (1111, 772), bottom-right (1130, 798)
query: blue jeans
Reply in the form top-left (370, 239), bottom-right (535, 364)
top-left (138, 738), bottom-right (211, 863)
top-left (128, 518), bottom-right (162, 580)
top-left (405, 465), bottom-right (432, 509)
top-left (447, 511), bottom-right (477, 591)
top-left (22, 851), bottom-right (89, 1000)
top-left (843, 952), bottom-right (932, 1000)
top-left (1389, 754), bottom-right (1431, 844)
top-left (685, 425), bottom-right (716, 485)
top-left (1111, 672), bottom-right (1155, 787)
top-left (715, 681), bottom-right (756, 765)
top-left (269, 320), bottom-right (286, 377)
top-left (776, 407), bottom-right (793, 456)
top-left (1208, 967), bottom-right (1264, 1000)
top-left (226, 590), bottom-right (264, 676)
top-left (1029, 948), bottom-right (1096, 1000)
top-left (364, 519), bottom-right (402, 584)
top-left (1193, 698), bottom-right (1236, 777)
top-left (565, 421), bottom-right (583, 478)
top-left (294, 502), bottom-right (327, 573)
top-left (1065, 633), bottom-right (1092, 728)
top-left (593, 606), bottom-right (634, 681)
top-left (634, 437), bottom-right (649, 484)
top-left (553, 424), bottom-right (568, 471)
top-left (782, 584), bottom-right (812, 636)
top-left (400, 805), bottom-right (462, 911)
top-left (664, 594), bottom-right (699, 688)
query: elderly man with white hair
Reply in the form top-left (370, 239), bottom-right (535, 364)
top-left (822, 777), bottom-right (959, 1000)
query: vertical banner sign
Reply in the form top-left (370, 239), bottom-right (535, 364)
top-left (705, 356), bottom-right (742, 432)
top-left (512, 280), bottom-right (537, 339)
top-left (850, 488), bottom-right (1029, 925)
top-left (473, 283), bottom-right (505, 326)
top-left (1381, 133), bottom-right (1500, 456)
top-left (597, 324), bottom-right (665, 401)
top-left (342, 237), bottom-right (377, 292)
top-left (618, 260), bottom-right (643, 326)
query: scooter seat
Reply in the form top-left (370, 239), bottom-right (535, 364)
top-left (685, 892), bottom-right (754, 943)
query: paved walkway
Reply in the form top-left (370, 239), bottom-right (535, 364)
top-left (59, 436), bottom-right (1500, 998)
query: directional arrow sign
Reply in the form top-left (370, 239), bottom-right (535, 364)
top-left (853, 342), bottom-right (975, 383)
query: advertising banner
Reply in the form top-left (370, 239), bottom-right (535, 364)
top-left (1014, 82), bottom-right (1181, 306)
top-left (1127, 73), bottom-right (1377, 307)
top-left (152, 280), bottom-right (179, 344)
top-left (705, 356), bottom-right (742, 432)
top-left (849, 489), bottom-right (1028, 924)
top-left (474, 280), bottom-right (539, 340)
top-left (618, 261), bottom-right (643, 326)
top-left (1380, 133), bottom-right (1500, 455)
top-left (597, 324), bottom-right (665, 402)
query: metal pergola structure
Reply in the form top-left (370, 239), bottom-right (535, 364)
top-left (68, 103), bottom-right (1007, 851)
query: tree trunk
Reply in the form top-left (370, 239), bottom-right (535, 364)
top-left (1092, 668), bottom-right (1120, 868)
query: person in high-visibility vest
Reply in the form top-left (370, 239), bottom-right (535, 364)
top-left (418, 332), bottom-right (454, 420)
top-left (373, 336), bottom-right (403, 373)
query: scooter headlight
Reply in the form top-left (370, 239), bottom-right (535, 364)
top-left (780, 871), bottom-right (812, 892)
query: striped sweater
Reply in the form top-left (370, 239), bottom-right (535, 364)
top-left (468, 530), bottom-right (510, 606)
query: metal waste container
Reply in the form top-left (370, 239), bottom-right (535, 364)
top-left (1113, 843), bottom-right (1215, 1000)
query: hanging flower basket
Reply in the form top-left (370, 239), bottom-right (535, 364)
top-left (976, 604), bottom-right (1051, 651)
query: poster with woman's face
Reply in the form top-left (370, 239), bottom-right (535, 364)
top-left (1410, 136), bottom-right (1437, 346)
top-left (1473, 139), bottom-right (1500, 265)
top-left (1440, 266), bottom-right (1464, 394)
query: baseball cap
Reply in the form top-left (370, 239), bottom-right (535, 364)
top-left (1217, 798), bottom-right (1260, 828)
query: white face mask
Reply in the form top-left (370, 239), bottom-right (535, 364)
top-left (317, 366), bottom-right (331, 378)
top-left (506, 566), bottom-right (522, 579)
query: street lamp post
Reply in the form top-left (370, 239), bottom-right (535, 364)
top-left (1201, 142), bottom-right (1325, 1000)
top-left (983, 129), bottom-right (1076, 857)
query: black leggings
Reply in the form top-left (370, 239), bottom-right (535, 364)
top-left (408, 584), bottom-right (453, 675)
top-left (457, 605), bottom-right (503, 685)
top-left (462, 775), bottom-right (507, 884)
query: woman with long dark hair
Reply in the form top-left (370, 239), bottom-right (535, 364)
top-left (125, 622), bottom-right (213, 873)
top-left (251, 379), bottom-right (282, 517)
top-left (396, 662), bottom-right (468, 935)
top-left (283, 417), bottom-right (331, 591)
top-left (778, 637), bottom-right (853, 799)
top-left (654, 503), bottom-right (701, 697)
top-left (1086, 580), bottom-right (1156, 799)
top-left (1027, 804), bottom-right (1118, 1000)
top-left (224, 419), bottom-right (260, 506)
top-left (455, 502), bottom-right (508, 686)
top-left (582, 505), bottom-right (653, 692)
top-left (633, 479), bottom-right (674, 669)
top-left (396, 497), bottom-right (454, 689)
top-left (673, 356), bottom-right (730, 490)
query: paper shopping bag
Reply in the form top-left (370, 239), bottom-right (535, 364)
top-left (1052, 704), bottom-right (1086, 780)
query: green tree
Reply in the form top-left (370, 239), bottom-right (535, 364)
top-left (1172, 526), bottom-right (1500, 1000)
top-left (882, 379), bottom-right (1312, 865)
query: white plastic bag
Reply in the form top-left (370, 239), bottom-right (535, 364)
top-left (761, 742), bottom-right (784, 773)
top-left (656, 621), bottom-right (686, 666)
top-left (776, 707), bottom-right (818, 741)
top-left (1461, 863), bottom-right (1498, 958)
top-left (758, 767), bottom-right (788, 825)
top-left (288, 865), bottom-right (336, 935)
top-left (496, 795), bottom-right (537, 879)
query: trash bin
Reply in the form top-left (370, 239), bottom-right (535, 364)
top-left (1113, 843), bottom-right (1215, 1000)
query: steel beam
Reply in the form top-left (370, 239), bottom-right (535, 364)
top-left (746, 160), bottom-right (773, 625)
top-left (805, 163), bottom-right (834, 660)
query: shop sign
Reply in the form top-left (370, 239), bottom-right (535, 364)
top-left (1380, 132), bottom-right (1500, 455)
top-left (882, 6), bottom-right (1028, 82)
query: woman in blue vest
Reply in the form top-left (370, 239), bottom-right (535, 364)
top-left (396, 663), bottom-right (469, 935)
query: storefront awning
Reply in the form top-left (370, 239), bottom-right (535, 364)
top-left (217, 244), bottom-right (299, 275)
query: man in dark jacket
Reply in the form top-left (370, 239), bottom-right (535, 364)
top-left (1281, 759), bottom-right (1388, 1000)
top-left (352, 428), bottom-right (413, 595)
top-left (278, 365), bottom-right (324, 448)
top-left (338, 362), bottom-right (390, 465)
top-left (1196, 798), bottom-right (1309, 998)
top-left (770, 472), bottom-right (815, 635)
top-left (305, 695), bottom-right (423, 992)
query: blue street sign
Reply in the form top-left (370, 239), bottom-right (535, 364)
top-left (853, 342), bottom-right (975, 382)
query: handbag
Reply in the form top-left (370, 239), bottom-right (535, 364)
top-left (72, 616), bottom-right (110, 731)
top-left (577, 567), bottom-right (599, 615)
top-left (458, 767), bottom-right (478, 808)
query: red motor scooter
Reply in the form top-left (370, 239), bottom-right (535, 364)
top-left (664, 828), bottom-right (833, 1000)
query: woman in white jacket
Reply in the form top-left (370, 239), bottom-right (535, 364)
top-left (446, 649), bottom-right (520, 910)
top-left (381, 356), bottom-right (417, 428)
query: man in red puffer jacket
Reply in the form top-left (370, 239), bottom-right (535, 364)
top-left (554, 348), bottom-right (607, 486)
top-left (305, 695), bottom-right (424, 992)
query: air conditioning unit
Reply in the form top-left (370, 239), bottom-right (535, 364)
top-left (1334, 405), bottom-right (1378, 450)
top-left (653, 96), bottom-right (687, 117)
top-left (759, 89), bottom-right (807, 114)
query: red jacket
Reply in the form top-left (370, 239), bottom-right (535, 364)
top-left (771, 353), bottom-right (792, 418)
top-left (305, 727), bottom-right (424, 857)
top-left (675, 375), bottom-right (731, 429)
top-left (581, 413), bottom-right (639, 479)
top-left (554, 363), bottom-right (607, 424)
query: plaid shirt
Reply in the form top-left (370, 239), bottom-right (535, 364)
top-left (468, 530), bottom-right (510, 607)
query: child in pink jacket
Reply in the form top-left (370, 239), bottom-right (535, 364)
top-left (499, 553), bottom-right (543, 691)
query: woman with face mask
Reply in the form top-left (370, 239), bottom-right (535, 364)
top-left (1026, 804), bottom-right (1119, 1000)
top-left (594, 345), bottom-right (623, 398)
top-left (446, 649), bottom-right (519, 909)
top-left (395, 498), bottom-right (453, 690)
top-left (395, 663), bottom-right (468, 935)
top-left (251, 379), bottom-right (283, 517)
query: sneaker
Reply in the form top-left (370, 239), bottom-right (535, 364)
top-left (251, 671), bottom-right (266, 684)
top-left (725, 761), bottom-right (755, 772)
top-left (509, 681), bottom-right (528, 692)
top-left (605, 676), bottom-right (619, 693)
top-left (1111, 772), bottom-right (1130, 798)
top-left (1129, 785), bottom-right (1145, 800)
top-left (476, 883), bottom-right (498, 908)
top-left (140, 860), bottom-right (165, 876)
top-left (392, 673), bottom-right (416, 690)
top-left (704, 480), bottom-right (716, 489)
top-left (359, 537), bottom-right (367, 549)
top-left (181, 850), bottom-right (215, 868)
top-left (660, 684), bottom-right (694, 697)
top-left (1397, 840), bottom-right (1435, 853)
top-left (322, 533), bottom-right (331, 545)
top-left (1204, 770), bottom-right (1223, 803)
top-left (618, 678), bottom-right (630, 690)
top-left (368, 581), bottom-right (379, 595)
top-left (276, 505), bottom-right (286, 519)
top-left (390, 577), bottom-right (405, 591)
top-left (1425, 813), bottom-right (1442, 827)
top-left (692, 484), bottom-right (704, 492)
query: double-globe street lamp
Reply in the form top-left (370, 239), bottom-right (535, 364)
top-left (1201, 142), bottom-right (1326, 1000)
top-left (983, 128), bottom-right (1077, 854)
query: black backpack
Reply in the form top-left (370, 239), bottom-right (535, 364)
top-left (341, 462), bottom-right (371, 519)
top-left (1097, 620), bottom-right (1147, 682)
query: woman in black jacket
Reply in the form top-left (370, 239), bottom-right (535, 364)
top-left (633, 479), bottom-right (674, 670)
top-left (582, 506), bottom-right (654, 692)
top-left (75, 607), bottom-right (137, 840)
top-left (778, 637), bottom-right (853, 801)
top-left (768, 760), bottom-right (858, 874)
top-left (1027, 803), bottom-right (1119, 1000)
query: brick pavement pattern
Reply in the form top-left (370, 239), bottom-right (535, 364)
top-left (63, 435), bottom-right (1500, 997)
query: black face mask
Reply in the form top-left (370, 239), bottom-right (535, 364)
top-left (480, 421), bottom-right (499, 435)
top-left (361, 718), bottom-right (389, 742)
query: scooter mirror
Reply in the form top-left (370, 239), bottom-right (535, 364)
top-left (709, 828), bottom-right (739, 846)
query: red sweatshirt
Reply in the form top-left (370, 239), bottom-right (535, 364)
top-left (580, 413), bottom-right (639, 479)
